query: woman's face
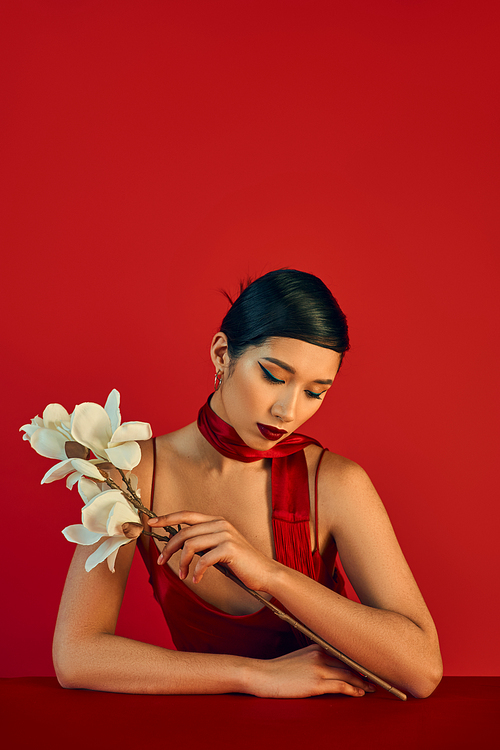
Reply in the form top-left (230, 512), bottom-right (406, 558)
top-left (210, 335), bottom-right (342, 449)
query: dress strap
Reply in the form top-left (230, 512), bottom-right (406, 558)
top-left (150, 437), bottom-right (157, 512)
top-left (314, 448), bottom-right (327, 551)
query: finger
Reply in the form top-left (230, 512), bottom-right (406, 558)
top-left (148, 511), bottom-right (223, 527)
top-left (313, 648), bottom-right (375, 691)
top-left (321, 655), bottom-right (352, 670)
top-left (324, 680), bottom-right (368, 697)
top-left (163, 520), bottom-right (230, 557)
top-left (156, 525), bottom-right (229, 567)
top-left (322, 667), bottom-right (376, 693)
top-left (178, 533), bottom-right (231, 580)
top-left (189, 543), bottom-right (235, 583)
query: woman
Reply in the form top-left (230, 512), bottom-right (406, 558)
top-left (53, 269), bottom-right (442, 698)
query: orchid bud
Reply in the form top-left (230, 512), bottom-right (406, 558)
top-left (121, 522), bottom-right (143, 539)
top-left (65, 441), bottom-right (90, 460)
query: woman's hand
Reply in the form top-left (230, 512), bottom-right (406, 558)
top-left (147, 512), bottom-right (277, 592)
top-left (249, 644), bottom-right (376, 698)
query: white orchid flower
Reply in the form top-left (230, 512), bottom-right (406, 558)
top-left (62, 486), bottom-right (143, 572)
top-left (20, 401), bottom-right (109, 485)
top-left (21, 390), bottom-right (151, 483)
top-left (20, 403), bottom-right (75, 458)
top-left (71, 389), bottom-right (152, 470)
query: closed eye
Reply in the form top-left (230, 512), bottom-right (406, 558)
top-left (259, 362), bottom-right (326, 400)
top-left (305, 390), bottom-right (323, 400)
top-left (258, 362), bottom-right (285, 384)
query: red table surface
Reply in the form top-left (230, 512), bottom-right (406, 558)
top-left (1, 676), bottom-right (498, 749)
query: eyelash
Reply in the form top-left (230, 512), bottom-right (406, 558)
top-left (258, 362), bottom-right (324, 400)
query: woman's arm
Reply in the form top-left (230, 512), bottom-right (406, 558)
top-left (52, 442), bottom-right (375, 697)
top-left (282, 454), bottom-right (442, 697)
top-left (52, 440), bottom-right (249, 694)
top-left (53, 534), bottom-right (376, 697)
top-left (155, 454), bottom-right (442, 698)
top-left (257, 455), bottom-right (443, 698)
top-left (53, 537), bottom-right (249, 694)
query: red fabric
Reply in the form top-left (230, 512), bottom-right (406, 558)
top-left (197, 394), bottom-right (323, 461)
top-left (137, 396), bottom-right (345, 657)
top-left (198, 395), bottom-right (322, 578)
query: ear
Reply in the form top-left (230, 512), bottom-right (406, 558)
top-left (210, 332), bottom-right (230, 372)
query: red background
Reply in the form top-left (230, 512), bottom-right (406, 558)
top-left (1, 0), bottom-right (498, 678)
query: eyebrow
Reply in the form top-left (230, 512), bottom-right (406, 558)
top-left (262, 357), bottom-right (333, 386)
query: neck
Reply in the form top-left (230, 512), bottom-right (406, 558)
top-left (208, 389), bottom-right (228, 423)
top-left (194, 424), bottom-right (268, 474)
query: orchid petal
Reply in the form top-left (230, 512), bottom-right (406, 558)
top-left (62, 525), bottom-right (104, 545)
top-left (31, 427), bottom-right (68, 460)
top-left (85, 537), bottom-right (129, 572)
top-left (66, 471), bottom-right (81, 490)
top-left (106, 501), bottom-right (140, 537)
top-left (20, 423), bottom-right (40, 439)
top-left (104, 390), bottom-right (121, 434)
top-left (106, 547), bottom-right (120, 573)
top-left (42, 404), bottom-right (71, 429)
top-left (110, 421), bottom-right (152, 445)
top-left (81, 489), bottom-right (126, 534)
top-left (70, 458), bottom-right (105, 481)
top-left (105, 441), bottom-right (142, 470)
top-left (71, 402), bottom-right (112, 455)
top-left (78, 476), bottom-right (103, 504)
top-left (41, 459), bottom-right (75, 484)
top-left (58, 423), bottom-right (75, 441)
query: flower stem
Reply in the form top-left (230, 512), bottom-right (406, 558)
top-left (211, 560), bottom-right (406, 699)
top-left (105, 468), bottom-right (406, 700)
top-left (104, 471), bottom-right (179, 537)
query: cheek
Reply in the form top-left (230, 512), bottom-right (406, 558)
top-left (228, 370), bottom-right (262, 411)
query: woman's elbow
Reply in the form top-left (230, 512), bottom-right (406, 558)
top-left (53, 653), bottom-right (80, 689)
top-left (408, 658), bottom-right (443, 699)
top-left (53, 639), bottom-right (89, 690)
top-left (55, 668), bottom-right (80, 690)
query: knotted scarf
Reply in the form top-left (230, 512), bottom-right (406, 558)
top-left (197, 396), bottom-right (323, 579)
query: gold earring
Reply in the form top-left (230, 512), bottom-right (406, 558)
top-left (214, 370), bottom-right (223, 391)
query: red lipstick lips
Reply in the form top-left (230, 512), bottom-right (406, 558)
top-left (257, 423), bottom-right (288, 441)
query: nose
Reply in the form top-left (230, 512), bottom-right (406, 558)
top-left (271, 390), bottom-right (297, 423)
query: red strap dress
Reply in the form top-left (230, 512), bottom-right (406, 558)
top-left (137, 400), bottom-right (346, 659)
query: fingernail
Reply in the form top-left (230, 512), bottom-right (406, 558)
top-left (148, 518), bottom-right (157, 525)
top-left (157, 553), bottom-right (164, 564)
top-left (178, 568), bottom-right (185, 579)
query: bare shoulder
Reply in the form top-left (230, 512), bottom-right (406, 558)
top-left (316, 450), bottom-right (435, 625)
top-left (134, 422), bottom-right (199, 509)
top-left (319, 449), bottom-right (372, 486)
top-left (156, 421), bottom-right (199, 457)
top-left (317, 450), bottom-right (387, 520)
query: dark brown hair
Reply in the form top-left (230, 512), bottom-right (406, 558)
top-left (220, 269), bottom-right (349, 367)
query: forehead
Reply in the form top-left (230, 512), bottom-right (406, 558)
top-left (247, 337), bottom-right (341, 377)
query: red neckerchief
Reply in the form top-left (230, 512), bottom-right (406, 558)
top-left (197, 395), bottom-right (323, 578)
